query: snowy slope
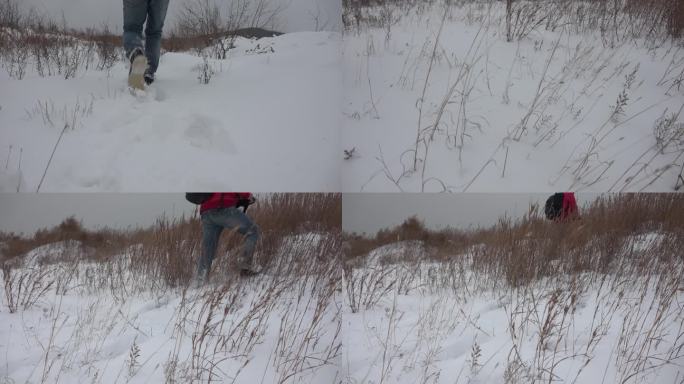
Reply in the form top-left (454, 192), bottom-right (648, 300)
top-left (0, 32), bottom-right (342, 192)
top-left (0, 235), bottom-right (341, 383)
top-left (343, 279), bottom-right (684, 384)
top-left (342, 239), bottom-right (684, 384)
top-left (342, 3), bottom-right (684, 192)
top-left (0, 280), bottom-right (341, 383)
top-left (2, 232), bottom-right (682, 383)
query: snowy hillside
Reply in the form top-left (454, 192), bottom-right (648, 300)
top-left (364, 239), bottom-right (427, 264)
top-left (342, 234), bottom-right (684, 383)
top-left (342, 1), bottom-right (684, 192)
top-left (0, 31), bottom-right (342, 192)
top-left (0, 232), bottom-right (342, 383)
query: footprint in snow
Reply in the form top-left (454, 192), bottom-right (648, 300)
top-left (184, 115), bottom-right (236, 154)
top-left (152, 85), bottom-right (167, 102)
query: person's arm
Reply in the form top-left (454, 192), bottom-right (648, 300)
top-left (238, 193), bottom-right (256, 205)
top-left (235, 193), bottom-right (256, 211)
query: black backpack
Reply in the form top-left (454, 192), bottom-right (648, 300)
top-left (544, 193), bottom-right (564, 220)
top-left (185, 193), bottom-right (213, 205)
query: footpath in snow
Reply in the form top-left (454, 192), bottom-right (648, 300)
top-left (0, 32), bottom-right (342, 192)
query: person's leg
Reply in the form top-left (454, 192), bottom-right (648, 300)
top-left (213, 208), bottom-right (260, 271)
top-left (237, 218), bottom-right (260, 271)
top-left (122, 0), bottom-right (147, 59)
top-left (144, 0), bottom-right (170, 76)
top-left (198, 213), bottom-right (223, 281)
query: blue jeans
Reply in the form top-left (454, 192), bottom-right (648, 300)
top-left (198, 208), bottom-right (260, 280)
top-left (122, 0), bottom-right (169, 74)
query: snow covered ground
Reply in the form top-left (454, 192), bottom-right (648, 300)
top-left (0, 32), bottom-right (342, 192)
top-left (0, 233), bottom-right (342, 383)
top-left (342, 1), bottom-right (684, 192)
top-left (342, 237), bottom-right (684, 384)
top-left (1, 231), bottom-right (683, 383)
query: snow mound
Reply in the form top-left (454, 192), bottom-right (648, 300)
top-left (22, 240), bottom-right (92, 266)
top-left (269, 231), bottom-right (336, 268)
top-left (365, 240), bottom-right (428, 266)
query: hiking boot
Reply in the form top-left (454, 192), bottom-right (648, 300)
top-left (128, 47), bottom-right (148, 90)
top-left (144, 70), bottom-right (155, 85)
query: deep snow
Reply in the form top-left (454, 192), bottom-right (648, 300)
top-left (342, 2), bottom-right (684, 192)
top-left (1, 232), bottom-right (683, 383)
top-left (0, 234), bottom-right (341, 383)
top-left (342, 238), bottom-right (684, 384)
top-left (0, 32), bottom-right (342, 192)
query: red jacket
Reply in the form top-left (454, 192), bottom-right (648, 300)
top-left (200, 193), bottom-right (253, 214)
top-left (561, 192), bottom-right (578, 220)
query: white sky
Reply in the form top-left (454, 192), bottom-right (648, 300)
top-left (17, 0), bottom-right (341, 33)
top-left (343, 193), bottom-right (601, 235)
top-left (0, 194), bottom-right (195, 235)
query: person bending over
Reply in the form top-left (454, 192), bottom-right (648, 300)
top-left (191, 193), bottom-right (260, 284)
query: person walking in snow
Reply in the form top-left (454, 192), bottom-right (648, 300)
top-left (544, 192), bottom-right (579, 222)
top-left (187, 193), bottom-right (261, 284)
top-left (123, 0), bottom-right (170, 88)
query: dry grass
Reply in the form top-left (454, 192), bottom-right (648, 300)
top-left (344, 0), bottom-right (684, 41)
top-left (1, 193), bottom-right (341, 290)
top-left (345, 194), bottom-right (684, 287)
top-left (0, 216), bottom-right (125, 265)
top-left (0, 0), bottom-right (284, 81)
